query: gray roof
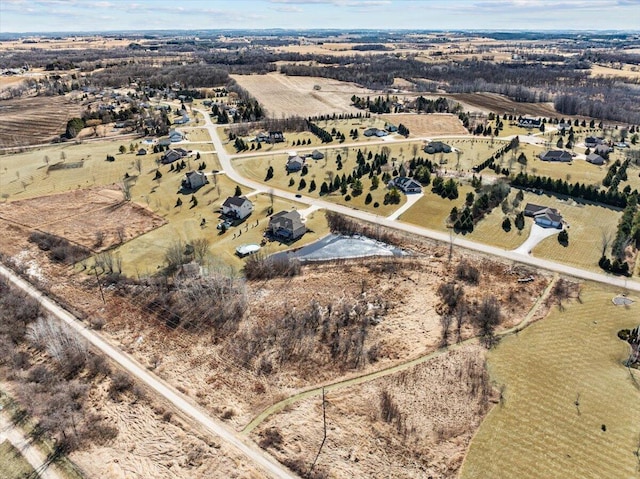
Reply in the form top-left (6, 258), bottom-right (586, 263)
top-left (540, 150), bottom-right (572, 161)
top-left (269, 210), bottom-right (304, 234)
top-left (586, 153), bottom-right (605, 164)
top-left (223, 196), bottom-right (251, 208)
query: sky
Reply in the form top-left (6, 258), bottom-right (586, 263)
top-left (1, 0), bottom-right (640, 33)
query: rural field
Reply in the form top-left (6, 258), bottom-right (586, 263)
top-left (380, 113), bottom-right (468, 137)
top-left (460, 282), bottom-right (640, 479)
top-left (231, 73), bottom-right (373, 118)
top-left (0, 95), bottom-right (83, 147)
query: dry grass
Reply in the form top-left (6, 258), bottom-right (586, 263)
top-left (449, 93), bottom-right (560, 118)
top-left (252, 344), bottom-right (494, 478)
top-left (0, 96), bottom-right (83, 147)
top-left (380, 113), bottom-right (468, 137)
top-left (231, 73), bottom-right (374, 118)
top-left (460, 282), bottom-right (640, 479)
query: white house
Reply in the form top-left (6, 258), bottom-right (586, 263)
top-left (222, 196), bottom-right (254, 220)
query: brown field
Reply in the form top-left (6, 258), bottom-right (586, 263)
top-left (0, 186), bottom-right (165, 252)
top-left (0, 96), bottom-right (82, 147)
top-left (380, 113), bottom-right (468, 137)
top-left (591, 64), bottom-right (640, 80)
top-left (449, 92), bottom-right (559, 118)
top-left (231, 73), bottom-right (374, 118)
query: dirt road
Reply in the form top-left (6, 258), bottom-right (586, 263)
top-left (0, 264), bottom-right (298, 479)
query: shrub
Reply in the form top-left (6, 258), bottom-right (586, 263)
top-left (109, 371), bottom-right (133, 399)
top-left (455, 260), bottom-right (480, 285)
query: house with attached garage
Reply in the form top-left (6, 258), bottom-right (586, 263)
top-left (518, 117), bottom-right (542, 129)
top-left (424, 141), bottom-right (451, 154)
top-left (169, 130), bottom-right (184, 142)
top-left (161, 148), bottom-right (188, 164)
top-left (267, 210), bottom-right (306, 241)
top-left (286, 155), bottom-right (305, 172)
top-left (389, 176), bottom-right (422, 194)
top-left (524, 203), bottom-right (563, 229)
top-left (539, 150), bottom-right (572, 162)
top-left (221, 196), bottom-right (254, 220)
top-left (182, 170), bottom-right (208, 190)
top-left (586, 153), bottom-right (606, 165)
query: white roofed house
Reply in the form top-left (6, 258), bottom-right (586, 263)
top-left (221, 196), bottom-right (254, 220)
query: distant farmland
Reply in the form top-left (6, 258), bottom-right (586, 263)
top-left (231, 73), bottom-right (373, 118)
top-left (0, 96), bottom-right (82, 148)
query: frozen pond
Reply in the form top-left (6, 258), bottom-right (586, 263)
top-left (271, 234), bottom-right (408, 263)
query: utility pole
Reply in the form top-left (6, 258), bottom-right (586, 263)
top-left (95, 268), bottom-right (105, 305)
top-left (308, 388), bottom-right (327, 478)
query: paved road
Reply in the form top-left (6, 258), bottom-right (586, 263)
top-left (198, 109), bottom-right (640, 293)
top-left (0, 264), bottom-right (298, 479)
top-left (0, 412), bottom-right (65, 479)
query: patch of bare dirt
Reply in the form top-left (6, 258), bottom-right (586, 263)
top-left (0, 186), bottom-right (165, 251)
top-left (448, 92), bottom-right (559, 118)
top-left (380, 113), bottom-right (468, 137)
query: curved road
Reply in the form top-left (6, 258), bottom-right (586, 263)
top-left (198, 109), bottom-right (640, 294)
top-left (0, 263), bottom-right (297, 479)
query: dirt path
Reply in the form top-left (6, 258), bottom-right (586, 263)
top-left (0, 412), bottom-right (66, 479)
top-left (241, 274), bottom-right (559, 436)
top-left (0, 263), bottom-right (298, 479)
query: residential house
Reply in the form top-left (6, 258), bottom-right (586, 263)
top-left (311, 150), bottom-right (325, 160)
top-left (389, 176), bottom-right (422, 194)
top-left (221, 196), bottom-right (254, 220)
top-left (557, 121), bottom-right (572, 131)
top-left (584, 136), bottom-right (603, 148)
top-left (539, 150), bottom-right (572, 162)
top-left (174, 114), bottom-right (190, 125)
top-left (424, 141), bottom-right (452, 154)
top-left (594, 144), bottom-right (612, 156)
top-left (136, 148), bottom-right (147, 156)
top-left (586, 153), bottom-right (606, 165)
top-left (518, 117), bottom-right (542, 129)
top-left (268, 210), bottom-right (306, 241)
top-left (286, 155), bottom-right (305, 172)
top-left (385, 124), bottom-right (399, 133)
top-left (268, 131), bottom-right (285, 143)
top-left (161, 148), bottom-right (188, 164)
top-left (183, 170), bottom-right (208, 190)
top-left (169, 130), bottom-right (184, 142)
top-left (363, 127), bottom-right (388, 137)
top-left (524, 203), bottom-right (563, 229)
top-left (255, 132), bottom-right (270, 143)
top-left (158, 138), bottom-right (172, 147)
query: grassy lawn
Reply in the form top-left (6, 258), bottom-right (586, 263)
top-left (467, 190), bottom-right (532, 250)
top-left (233, 149), bottom-right (408, 216)
top-left (529, 193), bottom-right (622, 272)
top-left (399, 184), bottom-right (472, 230)
top-left (182, 128), bottom-right (212, 142)
top-left (0, 441), bottom-right (36, 479)
top-left (438, 137), bottom-right (508, 172)
top-left (460, 282), bottom-right (640, 479)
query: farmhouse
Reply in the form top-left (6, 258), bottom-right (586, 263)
top-left (424, 141), bottom-right (452, 154)
top-left (221, 196), bottom-right (254, 220)
top-left (268, 210), bottom-right (306, 241)
top-left (586, 153), bottom-right (606, 165)
top-left (389, 176), bottom-right (422, 194)
top-left (182, 170), bottom-right (208, 190)
top-left (518, 117), bottom-right (542, 129)
top-left (524, 203), bottom-right (563, 229)
top-left (539, 150), bottom-right (572, 162)
top-left (286, 155), bottom-right (305, 172)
